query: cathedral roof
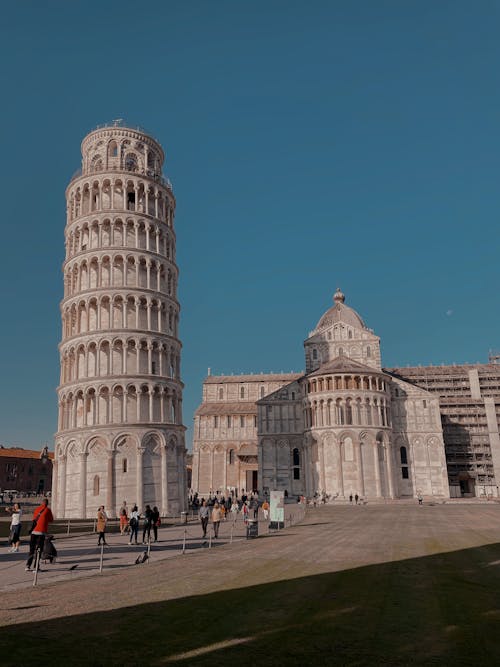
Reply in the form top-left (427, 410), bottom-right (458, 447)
top-left (315, 288), bottom-right (366, 331)
top-left (194, 402), bottom-right (257, 417)
top-left (308, 356), bottom-right (386, 377)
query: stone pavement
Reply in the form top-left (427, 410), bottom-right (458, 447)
top-left (1, 502), bottom-right (499, 629)
top-left (0, 505), bottom-right (304, 593)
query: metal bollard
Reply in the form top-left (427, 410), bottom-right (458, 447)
top-left (230, 524), bottom-right (234, 544)
top-left (147, 535), bottom-right (151, 564)
top-left (182, 528), bottom-right (187, 555)
top-left (33, 548), bottom-right (41, 587)
top-left (67, 519), bottom-right (71, 535)
top-left (209, 532), bottom-right (212, 549)
top-left (99, 542), bottom-right (104, 573)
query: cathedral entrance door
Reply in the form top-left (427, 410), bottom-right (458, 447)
top-left (246, 470), bottom-right (258, 493)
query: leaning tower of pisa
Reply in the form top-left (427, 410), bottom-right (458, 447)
top-left (52, 123), bottom-right (187, 518)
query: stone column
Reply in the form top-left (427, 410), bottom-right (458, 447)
top-left (161, 444), bottom-right (168, 516)
top-left (57, 456), bottom-right (68, 519)
top-left (319, 439), bottom-right (326, 493)
top-left (106, 451), bottom-right (115, 516)
top-left (52, 458), bottom-right (59, 517)
top-left (356, 441), bottom-right (365, 497)
top-left (79, 452), bottom-right (88, 518)
top-left (136, 447), bottom-right (145, 510)
top-left (385, 443), bottom-right (395, 498)
top-left (374, 443), bottom-right (382, 497)
top-left (337, 441), bottom-right (344, 497)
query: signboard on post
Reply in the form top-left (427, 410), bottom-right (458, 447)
top-left (269, 490), bottom-right (285, 529)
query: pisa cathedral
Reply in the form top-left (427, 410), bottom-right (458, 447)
top-left (192, 290), bottom-right (500, 501)
top-left (52, 124), bottom-right (186, 518)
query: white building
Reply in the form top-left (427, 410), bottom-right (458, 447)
top-left (192, 289), bottom-right (450, 501)
top-left (52, 123), bottom-right (187, 518)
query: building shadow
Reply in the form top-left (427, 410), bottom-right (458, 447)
top-left (2, 541), bottom-right (500, 665)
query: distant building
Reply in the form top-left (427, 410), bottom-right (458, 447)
top-left (0, 446), bottom-right (53, 495)
top-left (193, 289), bottom-right (499, 500)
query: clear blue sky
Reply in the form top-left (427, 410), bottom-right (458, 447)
top-left (0, 1), bottom-right (498, 450)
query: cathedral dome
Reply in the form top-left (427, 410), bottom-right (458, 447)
top-left (315, 288), bottom-right (366, 330)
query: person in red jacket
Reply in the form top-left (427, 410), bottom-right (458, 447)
top-left (25, 498), bottom-right (54, 571)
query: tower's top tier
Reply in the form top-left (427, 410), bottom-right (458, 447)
top-left (80, 123), bottom-right (165, 178)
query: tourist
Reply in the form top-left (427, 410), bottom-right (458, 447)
top-left (230, 500), bottom-right (239, 520)
top-left (6, 502), bottom-right (22, 552)
top-left (25, 498), bottom-right (53, 571)
top-left (242, 501), bottom-right (249, 525)
top-left (152, 506), bottom-right (160, 541)
top-left (128, 505), bottom-right (140, 544)
top-left (199, 499), bottom-right (209, 538)
top-left (142, 504), bottom-right (153, 544)
top-left (349, 494), bottom-right (353, 504)
top-left (97, 506), bottom-right (108, 546)
top-left (417, 493), bottom-right (423, 506)
top-left (355, 493), bottom-right (359, 505)
top-left (262, 499), bottom-right (270, 521)
top-left (119, 503), bottom-right (128, 535)
top-left (211, 502), bottom-right (222, 538)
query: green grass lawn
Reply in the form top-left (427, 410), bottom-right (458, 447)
top-left (1, 540), bottom-right (500, 666)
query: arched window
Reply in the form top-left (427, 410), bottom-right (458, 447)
top-left (400, 446), bottom-right (409, 479)
top-left (125, 153), bottom-right (138, 172)
top-left (219, 388), bottom-right (223, 399)
top-left (348, 330), bottom-right (352, 339)
top-left (93, 475), bottom-right (99, 496)
top-left (260, 386), bottom-right (265, 398)
top-left (366, 346), bottom-right (371, 358)
top-left (240, 387), bottom-right (245, 399)
top-left (109, 141), bottom-right (118, 158)
top-left (338, 347), bottom-right (344, 356)
top-left (228, 449), bottom-right (234, 465)
top-left (313, 349), bottom-right (318, 360)
top-left (345, 399), bottom-right (353, 425)
top-left (122, 458), bottom-right (128, 473)
top-left (293, 448), bottom-right (300, 480)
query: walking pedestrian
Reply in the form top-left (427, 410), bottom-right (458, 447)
top-left (349, 494), bottom-right (353, 504)
top-left (25, 498), bottom-right (53, 571)
top-left (128, 505), bottom-right (140, 544)
top-left (199, 499), bottom-right (209, 538)
top-left (142, 505), bottom-right (153, 544)
top-left (97, 506), bottom-right (108, 546)
top-left (354, 493), bottom-right (359, 505)
top-left (212, 502), bottom-right (222, 538)
top-left (152, 506), bottom-right (160, 542)
top-left (262, 500), bottom-right (270, 521)
top-left (6, 502), bottom-right (22, 552)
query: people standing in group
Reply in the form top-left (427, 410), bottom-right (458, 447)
top-left (128, 505), bottom-right (140, 545)
top-left (230, 500), bottom-right (239, 520)
top-left (199, 499), bottom-right (209, 538)
top-left (97, 506), bottom-right (108, 546)
top-left (142, 504), bottom-right (153, 544)
top-left (119, 502), bottom-right (128, 535)
top-left (6, 503), bottom-right (22, 552)
top-left (25, 498), bottom-right (53, 572)
top-left (262, 500), bottom-right (270, 521)
top-left (211, 502), bottom-right (222, 538)
top-left (152, 506), bottom-right (160, 542)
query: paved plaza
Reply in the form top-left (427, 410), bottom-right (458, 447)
top-left (1, 502), bottom-right (499, 620)
top-left (1, 502), bottom-right (500, 665)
